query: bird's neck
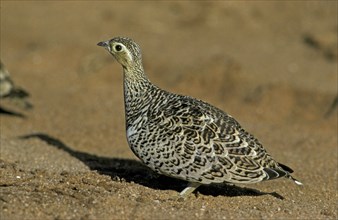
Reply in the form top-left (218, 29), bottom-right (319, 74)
top-left (123, 67), bottom-right (156, 126)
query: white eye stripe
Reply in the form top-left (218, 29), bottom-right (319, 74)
top-left (125, 48), bottom-right (133, 62)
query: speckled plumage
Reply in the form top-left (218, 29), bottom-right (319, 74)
top-left (98, 37), bottom-right (302, 198)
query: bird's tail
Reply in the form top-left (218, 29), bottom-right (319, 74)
top-left (278, 163), bottom-right (303, 185)
top-left (288, 175), bottom-right (303, 186)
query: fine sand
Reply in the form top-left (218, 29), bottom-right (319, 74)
top-left (1, 2), bottom-right (337, 219)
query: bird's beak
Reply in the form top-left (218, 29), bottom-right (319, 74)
top-left (97, 40), bottom-right (109, 49)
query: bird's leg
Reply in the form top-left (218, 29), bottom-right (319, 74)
top-left (178, 182), bottom-right (202, 199)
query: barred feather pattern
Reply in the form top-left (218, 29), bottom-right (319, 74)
top-left (124, 78), bottom-right (291, 184)
top-left (98, 36), bottom-right (301, 188)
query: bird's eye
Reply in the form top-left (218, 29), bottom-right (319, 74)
top-left (115, 45), bottom-right (122, 52)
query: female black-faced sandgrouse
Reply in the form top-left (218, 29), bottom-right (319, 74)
top-left (97, 37), bottom-right (302, 198)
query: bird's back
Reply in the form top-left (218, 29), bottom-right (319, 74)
top-left (126, 86), bottom-right (291, 185)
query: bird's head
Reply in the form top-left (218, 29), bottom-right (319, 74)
top-left (97, 37), bottom-right (142, 70)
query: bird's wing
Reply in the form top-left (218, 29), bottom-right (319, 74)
top-left (151, 96), bottom-right (289, 184)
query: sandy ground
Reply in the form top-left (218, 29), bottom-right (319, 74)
top-left (0, 1), bottom-right (337, 219)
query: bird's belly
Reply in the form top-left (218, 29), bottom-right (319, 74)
top-left (126, 124), bottom-right (267, 185)
top-left (126, 126), bottom-right (212, 183)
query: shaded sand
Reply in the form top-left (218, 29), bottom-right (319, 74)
top-left (1, 2), bottom-right (337, 219)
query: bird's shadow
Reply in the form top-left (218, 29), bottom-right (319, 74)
top-left (0, 106), bottom-right (26, 118)
top-left (19, 133), bottom-right (284, 200)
